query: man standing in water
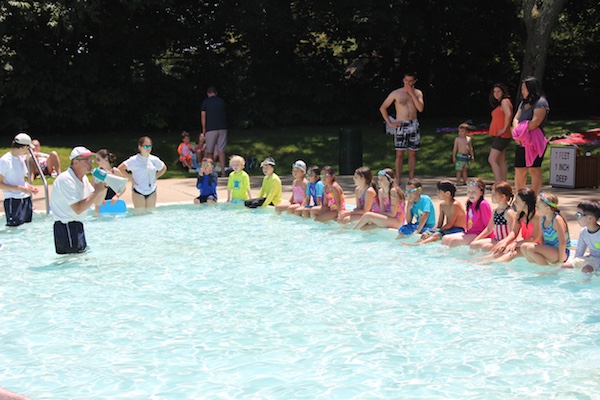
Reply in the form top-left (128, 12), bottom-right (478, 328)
top-left (379, 72), bottom-right (425, 184)
top-left (50, 146), bottom-right (106, 254)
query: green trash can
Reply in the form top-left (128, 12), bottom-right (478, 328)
top-left (339, 128), bottom-right (363, 175)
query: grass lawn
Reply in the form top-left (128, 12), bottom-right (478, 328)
top-left (2, 117), bottom-right (598, 184)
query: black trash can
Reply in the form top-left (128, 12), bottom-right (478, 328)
top-left (339, 128), bottom-right (363, 175)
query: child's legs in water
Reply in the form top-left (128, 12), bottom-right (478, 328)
top-left (521, 242), bottom-right (560, 265)
top-left (315, 210), bottom-right (339, 222)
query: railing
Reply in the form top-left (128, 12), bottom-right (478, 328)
top-left (28, 148), bottom-right (50, 214)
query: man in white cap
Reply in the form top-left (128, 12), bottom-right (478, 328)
top-left (50, 146), bottom-right (107, 254)
top-left (0, 133), bottom-right (39, 227)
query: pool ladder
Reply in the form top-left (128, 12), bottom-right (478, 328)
top-left (28, 148), bottom-right (50, 214)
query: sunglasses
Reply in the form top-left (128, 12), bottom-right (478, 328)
top-left (75, 158), bottom-right (93, 163)
top-left (306, 173), bottom-right (314, 178)
top-left (320, 174), bottom-right (331, 178)
top-left (141, 144), bottom-right (153, 149)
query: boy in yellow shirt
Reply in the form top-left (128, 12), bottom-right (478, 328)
top-left (245, 157), bottom-right (282, 208)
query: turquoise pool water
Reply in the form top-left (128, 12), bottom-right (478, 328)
top-left (1, 205), bottom-right (600, 399)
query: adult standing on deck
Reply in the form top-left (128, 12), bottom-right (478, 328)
top-left (379, 72), bottom-right (425, 185)
top-left (0, 133), bottom-right (38, 227)
top-left (512, 76), bottom-right (549, 195)
top-left (50, 147), bottom-right (106, 254)
top-left (201, 86), bottom-right (227, 177)
top-left (487, 83), bottom-right (513, 182)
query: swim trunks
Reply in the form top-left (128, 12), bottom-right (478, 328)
top-left (455, 152), bottom-right (471, 171)
top-left (394, 119), bottom-right (420, 151)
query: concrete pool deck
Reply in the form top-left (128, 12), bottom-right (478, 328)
top-left (7, 174), bottom-right (598, 240)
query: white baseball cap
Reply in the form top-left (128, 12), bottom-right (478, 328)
top-left (70, 146), bottom-right (96, 160)
top-left (13, 133), bottom-right (34, 148)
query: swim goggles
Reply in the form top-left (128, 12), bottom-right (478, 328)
top-left (405, 187), bottom-right (422, 194)
top-left (377, 170), bottom-right (393, 180)
top-left (539, 193), bottom-right (558, 208)
top-left (467, 181), bottom-right (486, 191)
top-left (576, 212), bottom-right (588, 219)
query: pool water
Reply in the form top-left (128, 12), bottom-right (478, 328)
top-left (2, 205), bottom-right (600, 399)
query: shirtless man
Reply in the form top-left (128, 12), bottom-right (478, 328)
top-left (379, 72), bottom-right (425, 184)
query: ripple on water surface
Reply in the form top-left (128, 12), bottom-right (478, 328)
top-left (1, 205), bottom-right (600, 399)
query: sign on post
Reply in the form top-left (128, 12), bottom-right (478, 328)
top-left (549, 146), bottom-right (576, 188)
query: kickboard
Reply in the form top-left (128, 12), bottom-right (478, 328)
top-left (99, 199), bottom-right (127, 215)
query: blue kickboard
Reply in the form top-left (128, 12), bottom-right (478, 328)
top-left (99, 199), bottom-right (127, 215)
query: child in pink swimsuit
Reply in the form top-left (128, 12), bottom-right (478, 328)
top-left (310, 166), bottom-right (346, 222)
top-left (275, 160), bottom-right (307, 214)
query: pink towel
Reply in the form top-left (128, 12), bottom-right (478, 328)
top-left (512, 121), bottom-right (548, 167)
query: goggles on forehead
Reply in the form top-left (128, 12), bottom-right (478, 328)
top-left (377, 170), bottom-right (392, 180)
top-left (405, 187), bottom-right (422, 194)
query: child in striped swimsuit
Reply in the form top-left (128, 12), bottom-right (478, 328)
top-left (470, 181), bottom-right (516, 252)
top-left (521, 192), bottom-right (571, 265)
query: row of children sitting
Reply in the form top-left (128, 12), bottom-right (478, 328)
top-left (398, 177), bottom-right (600, 275)
top-left (194, 154), bottom-right (600, 275)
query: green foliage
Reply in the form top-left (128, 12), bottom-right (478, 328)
top-left (0, 0), bottom-right (597, 136)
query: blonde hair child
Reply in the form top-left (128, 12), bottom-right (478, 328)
top-left (227, 155), bottom-right (252, 204)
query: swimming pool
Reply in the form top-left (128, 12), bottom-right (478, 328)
top-left (2, 205), bottom-right (600, 399)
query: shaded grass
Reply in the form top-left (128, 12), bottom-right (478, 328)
top-left (1, 118), bottom-right (597, 184)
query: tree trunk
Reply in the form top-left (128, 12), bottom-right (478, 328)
top-left (520, 0), bottom-right (568, 84)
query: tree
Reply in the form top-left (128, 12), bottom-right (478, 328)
top-left (519, 0), bottom-right (569, 82)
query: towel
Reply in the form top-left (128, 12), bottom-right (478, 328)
top-left (512, 121), bottom-right (548, 167)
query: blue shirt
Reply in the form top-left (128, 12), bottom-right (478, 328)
top-left (410, 194), bottom-right (436, 229)
top-left (306, 180), bottom-right (324, 206)
top-left (197, 172), bottom-right (218, 198)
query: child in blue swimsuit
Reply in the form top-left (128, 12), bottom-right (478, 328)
top-left (521, 192), bottom-right (571, 265)
top-left (295, 165), bottom-right (324, 218)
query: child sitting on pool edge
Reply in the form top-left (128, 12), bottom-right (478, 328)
top-left (194, 158), bottom-right (218, 205)
top-left (295, 165), bottom-right (324, 218)
top-left (227, 155), bottom-right (252, 204)
top-left (408, 180), bottom-right (466, 245)
top-left (245, 157), bottom-right (282, 208)
top-left (397, 178), bottom-right (436, 237)
top-left (562, 200), bottom-right (600, 275)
